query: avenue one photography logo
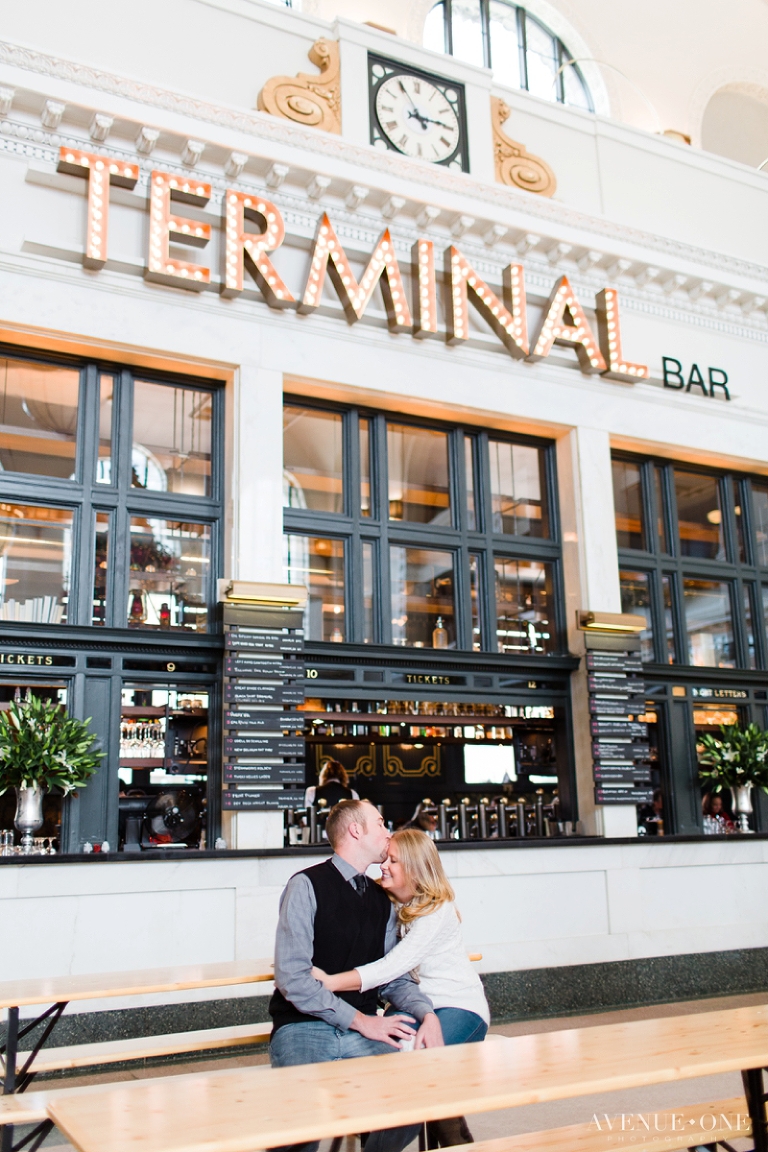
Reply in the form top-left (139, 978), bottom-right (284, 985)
top-left (588, 1107), bottom-right (750, 1145)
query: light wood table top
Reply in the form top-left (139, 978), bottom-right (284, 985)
top-left (48, 1003), bottom-right (768, 1152)
top-left (0, 959), bottom-right (274, 1009)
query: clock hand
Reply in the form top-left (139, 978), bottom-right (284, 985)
top-left (397, 79), bottom-right (418, 111)
top-left (406, 108), bottom-right (429, 129)
top-left (419, 115), bottom-right (454, 129)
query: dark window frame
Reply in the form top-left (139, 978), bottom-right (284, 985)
top-left (613, 451), bottom-right (768, 670)
top-left (428, 0), bottom-right (593, 111)
top-left (284, 395), bottom-right (563, 657)
top-left (0, 342), bottom-right (224, 634)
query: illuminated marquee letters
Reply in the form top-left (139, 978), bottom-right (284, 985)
top-left (221, 191), bottom-right (294, 308)
top-left (444, 247), bottom-right (529, 358)
top-left (529, 275), bottom-right (606, 373)
top-left (146, 171), bottom-right (212, 291)
top-left (57, 147), bottom-right (138, 269)
top-left (58, 163), bottom-right (653, 382)
top-left (300, 213), bottom-right (412, 330)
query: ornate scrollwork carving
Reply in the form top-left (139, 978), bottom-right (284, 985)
top-left (491, 96), bottom-right (556, 198)
top-left (257, 39), bottom-right (341, 135)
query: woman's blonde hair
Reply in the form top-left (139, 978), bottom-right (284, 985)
top-left (390, 828), bottom-right (455, 925)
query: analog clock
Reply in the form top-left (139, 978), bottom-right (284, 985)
top-left (369, 56), bottom-right (469, 172)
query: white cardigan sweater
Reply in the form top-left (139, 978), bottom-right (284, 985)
top-left (355, 901), bottom-right (490, 1024)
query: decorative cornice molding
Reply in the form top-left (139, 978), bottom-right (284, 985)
top-left (0, 38), bottom-right (767, 293)
top-left (257, 38), bottom-right (341, 135)
top-left (491, 97), bottom-right (556, 197)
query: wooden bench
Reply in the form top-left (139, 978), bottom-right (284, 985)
top-left (0, 959), bottom-right (274, 1094)
top-left (14, 1021), bottom-right (274, 1075)
top-left (40, 1004), bottom-right (768, 1152)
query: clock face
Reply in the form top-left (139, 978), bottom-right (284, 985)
top-left (369, 56), bottom-right (469, 171)
top-left (375, 74), bottom-right (461, 164)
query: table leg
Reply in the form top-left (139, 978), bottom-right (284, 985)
top-left (742, 1068), bottom-right (768, 1152)
top-left (1, 1008), bottom-right (19, 1095)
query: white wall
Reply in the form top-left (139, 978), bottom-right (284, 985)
top-left (2, 840), bottom-right (768, 1016)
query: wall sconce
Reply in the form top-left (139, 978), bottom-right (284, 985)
top-left (577, 610), bottom-right (647, 634)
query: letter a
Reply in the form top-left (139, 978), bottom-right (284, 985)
top-left (529, 276), bottom-right (606, 373)
top-left (300, 214), bottom-right (412, 330)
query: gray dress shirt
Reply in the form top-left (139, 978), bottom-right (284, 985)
top-left (273, 853), bottom-right (434, 1030)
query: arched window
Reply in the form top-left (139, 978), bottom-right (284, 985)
top-left (424, 1), bottom-right (592, 112)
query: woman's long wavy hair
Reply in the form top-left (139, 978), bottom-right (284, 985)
top-left (390, 828), bottom-right (455, 925)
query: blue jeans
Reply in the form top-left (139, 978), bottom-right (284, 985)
top-left (270, 1021), bottom-right (422, 1152)
top-left (434, 1008), bottom-right (487, 1046)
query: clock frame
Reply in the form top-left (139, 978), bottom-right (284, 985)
top-left (368, 54), bottom-right (470, 173)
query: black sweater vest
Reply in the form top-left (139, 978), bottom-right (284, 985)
top-left (269, 858), bottom-right (391, 1032)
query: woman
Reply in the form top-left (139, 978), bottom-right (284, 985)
top-left (313, 828), bottom-right (488, 1146)
top-left (303, 759), bottom-right (359, 809)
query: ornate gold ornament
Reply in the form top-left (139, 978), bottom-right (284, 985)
top-left (491, 96), bottom-right (556, 197)
top-left (257, 39), bottom-right (341, 135)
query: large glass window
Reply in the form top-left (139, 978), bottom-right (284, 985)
top-left (284, 401), bottom-right (561, 653)
top-left (494, 557), bottom-right (554, 654)
top-left (0, 358), bottom-right (79, 480)
top-left (283, 406), bottom-right (343, 514)
top-left (387, 423), bottom-right (451, 525)
top-left (424, 1), bottom-right (592, 111)
top-left (683, 578), bottom-right (734, 667)
top-left (285, 534), bottom-right (345, 642)
top-left (132, 381), bottom-right (212, 497)
top-left (613, 453), bottom-right (768, 670)
top-left (489, 440), bottom-right (548, 537)
top-left (619, 569), bottom-right (653, 663)
top-left (0, 350), bottom-right (221, 633)
top-left (128, 518), bottom-right (210, 632)
top-left (674, 469), bottom-right (725, 560)
top-left (390, 546), bottom-right (455, 648)
top-left (612, 459), bottom-right (644, 550)
top-left (0, 503), bottom-right (73, 623)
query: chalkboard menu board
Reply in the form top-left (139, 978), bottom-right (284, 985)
top-left (222, 605), bottom-right (305, 811)
top-left (587, 646), bottom-right (653, 805)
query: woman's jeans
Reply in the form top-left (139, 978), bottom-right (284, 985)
top-left (434, 1007), bottom-right (488, 1046)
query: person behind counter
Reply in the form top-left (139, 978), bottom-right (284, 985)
top-left (402, 799), bottom-right (439, 838)
top-left (312, 828), bottom-right (489, 1147)
top-left (702, 791), bottom-right (736, 832)
top-left (303, 759), bottom-right (359, 809)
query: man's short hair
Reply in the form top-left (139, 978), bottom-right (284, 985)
top-left (325, 798), bottom-right (371, 848)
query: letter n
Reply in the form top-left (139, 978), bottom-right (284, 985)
top-left (444, 247), bottom-right (529, 357)
top-left (300, 214), bottom-right (412, 330)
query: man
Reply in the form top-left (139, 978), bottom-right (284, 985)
top-left (270, 798), bottom-right (443, 1152)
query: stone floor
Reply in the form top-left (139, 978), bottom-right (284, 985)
top-left (30, 991), bottom-right (765, 1151)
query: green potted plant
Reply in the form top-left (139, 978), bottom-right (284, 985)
top-left (697, 722), bottom-right (768, 832)
top-left (0, 692), bottom-right (104, 852)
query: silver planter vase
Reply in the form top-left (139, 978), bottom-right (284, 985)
top-left (731, 783), bottom-right (754, 833)
top-left (14, 783), bottom-right (45, 853)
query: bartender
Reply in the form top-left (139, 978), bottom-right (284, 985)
top-left (303, 759), bottom-right (359, 808)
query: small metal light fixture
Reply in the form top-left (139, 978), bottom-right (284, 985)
top-left (218, 579), bottom-right (307, 608)
top-left (577, 610), bottom-right (647, 634)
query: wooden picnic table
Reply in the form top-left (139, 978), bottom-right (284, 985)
top-left (45, 1002), bottom-right (768, 1152)
top-left (0, 959), bottom-right (274, 1097)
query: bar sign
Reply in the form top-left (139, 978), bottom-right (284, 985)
top-left (224, 735), bottom-right (305, 757)
top-left (222, 789), bottom-right (304, 811)
top-left (226, 632), bottom-right (303, 653)
top-left (224, 711), bottom-right (304, 731)
top-left (224, 763), bottom-right (305, 784)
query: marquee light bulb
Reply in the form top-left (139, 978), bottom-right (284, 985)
top-left (529, 275), bottom-right (607, 373)
top-left (444, 247), bottom-right (529, 359)
top-left (299, 214), bottom-right (412, 331)
top-left (145, 170), bottom-right (212, 292)
top-left (595, 288), bottom-right (650, 382)
top-left (57, 146), bottom-right (138, 269)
